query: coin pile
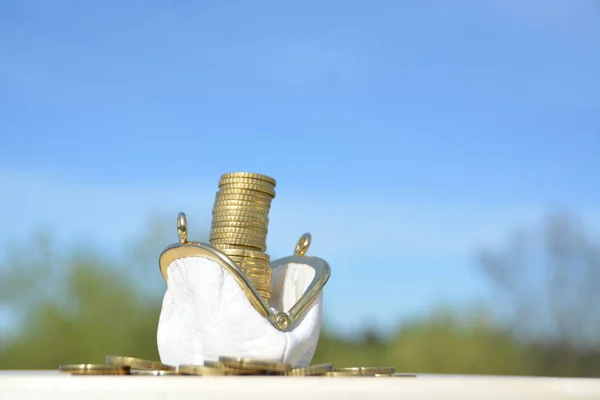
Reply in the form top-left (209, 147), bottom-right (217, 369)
top-left (59, 355), bottom-right (412, 377)
top-left (209, 172), bottom-right (276, 302)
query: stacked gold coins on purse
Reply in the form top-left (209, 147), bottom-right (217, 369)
top-left (209, 172), bottom-right (276, 301)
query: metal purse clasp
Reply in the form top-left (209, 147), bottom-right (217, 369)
top-left (158, 212), bottom-right (331, 332)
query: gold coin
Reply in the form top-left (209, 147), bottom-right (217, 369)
top-left (233, 255), bottom-right (270, 263)
top-left (217, 183), bottom-right (275, 197)
top-left (250, 282), bottom-right (272, 291)
top-left (212, 206), bottom-right (270, 217)
top-left (241, 262), bottom-right (271, 271)
top-left (211, 237), bottom-right (266, 249)
top-left (284, 363), bottom-right (334, 376)
top-left (131, 370), bottom-right (177, 376)
top-left (212, 220), bottom-right (268, 230)
top-left (211, 222), bottom-right (268, 233)
top-left (212, 211), bottom-right (269, 223)
top-left (242, 265), bottom-right (271, 274)
top-left (219, 180), bottom-right (275, 191)
top-left (105, 355), bottom-right (175, 371)
top-left (212, 228), bottom-right (267, 238)
top-left (244, 267), bottom-right (271, 276)
top-left (212, 205), bottom-right (270, 215)
top-left (325, 371), bottom-right (356, 377)
top-left (216, 194), bottom-right (273, 207)
top-left (213, 199), bottom-right (270, 209)
top-left (247, 277), bottom-right (272, 286)
top-left (219, 356), bottom-right (291, 373)
top-left (209, 230), bottom-right (266, 239)
top-left (213, 244), bottom-right (264, 251)
top-left (243, 271), bottom-right (271, 279)
top-left (212, 222), bottom-right (268, 233)
top-left (255, 290), bottom-right (272, 299)
top-left (212, 206), bottom-right (270, 216)
top-left (244, 274), bottom-right (272, 284)
top-left (211, 227), bottom-right (268, 236)
top-left (238, 257), bottom-right (270, 264)
top-left (214, 244), bottom-right (267, 252)
top-left (218, 181), bottom-right (274, 191)
top-left (212, 203), bottom-right (269, 212)
top-left (238, 256), bottom-right (270, 263)
top-left (219, 177), bottom-right (276, 188)
top-left (219, 249), bottom-right (270, 259)
top-left (229, 259), bottom-right (270, 268)
top-left (215, 193), bottom-right (272, 206)
top-left (227, 253), bottom-right (270, 264)
top-left (241, 268), bottom-right (271, 277)
top-left (334, 367), bottom-right (396, 376)
top-left (59, 364), bottom-right (130, 375)
top-left (220, 172), bottom-right (276, 186)
top-left (212, 205), bottom-right (270, 214)
top-left (203, 360), bottom-right (253, 375)
top-left (217, 187), bottom-right (274, 198)
top-left (238, 264), bottom-right (271, 273)
top-left (210, 233), bottom-right (267, 243)
top-left (210, 238), bottom-right (266, 249)
top-left (178, 364), bottom-right (227, 376)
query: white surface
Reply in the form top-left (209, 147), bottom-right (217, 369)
top-left (157, 257), bottom-right (322, 367)
top-left (1, 371), bottom-right (600, 400)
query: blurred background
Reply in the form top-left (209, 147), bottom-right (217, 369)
top-left (0, 0), bottom-right (598, 376)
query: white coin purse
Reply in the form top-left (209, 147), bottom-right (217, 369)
top-left (156, 213), bottom-right (331, 368)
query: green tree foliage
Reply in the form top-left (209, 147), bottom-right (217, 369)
top-left (0, 231), bottom-right (163, 368)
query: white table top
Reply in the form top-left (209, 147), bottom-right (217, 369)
top-left (1, 370), bottom-right (599, 400)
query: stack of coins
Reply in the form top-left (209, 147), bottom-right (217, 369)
top-left (209, 172), bottom-right (276, 301)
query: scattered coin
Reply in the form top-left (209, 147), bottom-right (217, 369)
top-left (202, 360), bottom-right (255, 375)
top-left (105, 355), bottom-right (175, 371)
top-left (218, 356), bottom-right (292, 373)
top-left (58, 356), bottom-right (409, 378)
top-left (284, 363), bottom-right (334, 376)
top-left (325, 371), bottom-right (358, 377)
top-left (333, 367), bottom-right (396, 376)
top-left (131, 370), bottom-right (177, 376)
top-left (178, 364), bottom-right (227, 376)
top-left (59, 364), bottom-right (130, 375)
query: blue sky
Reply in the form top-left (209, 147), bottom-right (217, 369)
top-left (0, 0), bottom-right (598, 335)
